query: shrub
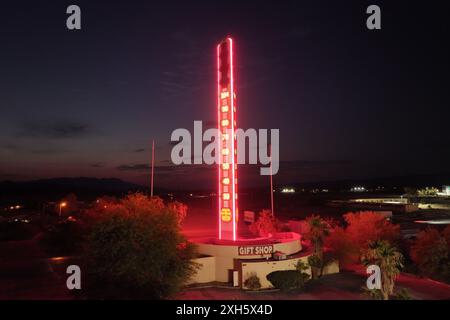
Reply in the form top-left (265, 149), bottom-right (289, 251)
top-left (83, 193), bottom-right (197, 299)
top-left (327, 212), bottom-right (401, 266)
top-left (304, 215), bottom-right (331, 258)
top-left (249, 209), bottom-right (280, 237)
top-left (167, 201), bottom-right (188, 225)
top-left (244, 273), bottom-right (261, 290)
top-left (266, 270), bottom-right (310, 291)
top-left (410, 228), bottom-right (448, 278)
top-left (343, 212), bottom-right (400, 248)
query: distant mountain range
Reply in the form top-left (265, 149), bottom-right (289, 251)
top-left (0, 177), bottom-right (145, 202)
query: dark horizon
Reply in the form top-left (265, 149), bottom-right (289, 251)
top-left (1, 1), bottom-right (449, 188)
top-left (2, 171), bottom-right (450, 193)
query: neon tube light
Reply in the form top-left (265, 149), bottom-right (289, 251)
top-left (217, 37), bottom-right (238, 241)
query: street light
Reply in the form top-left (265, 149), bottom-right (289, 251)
top-left (59, 202), bottom-right (67, 217)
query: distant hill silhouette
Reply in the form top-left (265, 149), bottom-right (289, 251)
top-left (0, 177), bottom-right (145, 203)
top-left (1, 173), bottom-right (449, 203)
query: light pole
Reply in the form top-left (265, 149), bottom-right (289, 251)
top-left (59, 202), bottom-right (67, 217)
top-left (269, 144), bottom-right (274, 217)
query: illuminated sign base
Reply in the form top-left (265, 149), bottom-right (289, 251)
top-left (189, 233), bottom-right (309, 288)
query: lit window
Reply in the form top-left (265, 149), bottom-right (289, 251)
top-left (222, 177), bottom-right (230, 185)
top-left (221, 105), bottom-right (229, 112)
top-left (221, 119), bottom-right (229, 127)
top-left (222, 163), bottom-right (229, 170)
top-left (222, 148), bottom-right (229, 155)
top-left (222, 133), bottom-right (229, 140)
top-left (221, 91), bottom-right (229, 99)
top-left (222, 193), bottom-right (230, 200)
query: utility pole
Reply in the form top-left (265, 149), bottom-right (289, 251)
top-left (150, 139), bottom-right (155, 197)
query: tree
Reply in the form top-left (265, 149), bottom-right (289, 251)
top-left (417, 187), bottom-right (439, 196)
top-left (325, 226), bottom-right (359, 267)
top-left (249, 209), bottom-right (280, 237)
top-left (410, 228), bottom-right (448, 278)
top-left (362, 240), bottom-right (404, 300)
top-left (304, 215), bottom-right (331, 278)
top-left (168, 201), bottom-right (188, 225)
top-left (326, 212), bottom-right (400, 266)
top-left (304, 215), bottom-right (331, 257)
top-left (83, 193), bottom-right (197, 299)
top-left (343, 211), bottom-right (400, 250)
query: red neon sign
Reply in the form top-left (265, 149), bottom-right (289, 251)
top-left (217, 37), bottom-right (238, 241)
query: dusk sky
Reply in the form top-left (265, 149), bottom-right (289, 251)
top-left (0, 1), bottom-right (449, 188)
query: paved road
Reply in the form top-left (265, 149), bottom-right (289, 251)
top-left (178, 270), bottom-right (450, 300)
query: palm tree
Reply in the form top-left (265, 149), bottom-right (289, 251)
top-left (362, 240), bottom-right (404, 300)
top-left (304, 215), bottom-right (331, 278)
top-left (305, 215), bottom-right (330, 258)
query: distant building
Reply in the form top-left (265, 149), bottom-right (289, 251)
top-left (329, 197), bottom-right (419, 213)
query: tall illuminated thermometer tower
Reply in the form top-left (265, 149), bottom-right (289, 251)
top-left (188, 37), bottom-right (326, 288)
top-left (217, 37), bottom-right (238, 241)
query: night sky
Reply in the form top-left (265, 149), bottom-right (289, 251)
top-left (0, 1), bottom-right (449, 189)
